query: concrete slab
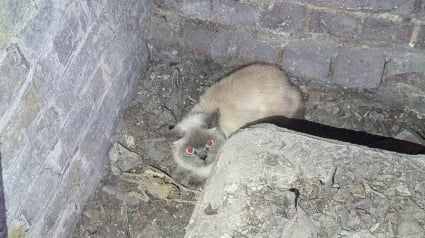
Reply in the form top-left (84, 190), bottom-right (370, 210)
top-left (185, 124), bottom-right (425, 237)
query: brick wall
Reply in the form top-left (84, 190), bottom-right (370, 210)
top-left (147, 0), bottom-right (425, 116)
top-left (0, 0), bottom-right (150, 237)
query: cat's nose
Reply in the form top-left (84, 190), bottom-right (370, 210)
top-left (198, 151), bottom-right (207, 160)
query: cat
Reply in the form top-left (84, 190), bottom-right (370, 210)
top-left (168, 63), bottom-right (303, 185)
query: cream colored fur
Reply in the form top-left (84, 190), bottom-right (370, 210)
top-left (188, 64), bottom-right (302, 137)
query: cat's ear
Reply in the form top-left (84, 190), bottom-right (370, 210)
top-left (203, 110), bottom-right (219, 129)
top-left (166, 125), bottom-right (185, 142)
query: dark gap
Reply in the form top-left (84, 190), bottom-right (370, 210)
top-left (0, 147), bottom-right (8, 238)
top-left (244, 116), bottom-right (425, 155)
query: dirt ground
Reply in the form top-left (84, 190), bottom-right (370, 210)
top-left (71, 59), bottom-right (425, 238)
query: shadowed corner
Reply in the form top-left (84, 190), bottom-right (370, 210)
top-left (0, 142), bottom-right (7, 238)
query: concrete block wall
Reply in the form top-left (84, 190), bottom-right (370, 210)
top-left (146, 0), bottom-right (425, 117)
top-left (0, 0), bottom-right (150, 237)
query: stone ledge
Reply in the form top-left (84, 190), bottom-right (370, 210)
top-left (186, 124), bottom-right (425, 237)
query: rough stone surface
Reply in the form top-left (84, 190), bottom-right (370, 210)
top-left (213, 0), bottom-right (259, 27)
top-left (309, 11), bottom-right (362, 38)
top-left (384, 51), bottom-right (425, 90)
top-left (53, 1), bottom-right (89, 65)
top-left (0, 0), bottom-right (39, 48)
top-left (153, 0), bottom-right (260, 27)
top-left (385, 72), bottom-right (425, 91)
top-left (361, 18), bottom-right (413, 45)
top-left (385, 51), bottom-right (425, 76)
top-left (305, 0), bottom-right (416, 15)
top-left (237, 36), bottom-right (282, 64)
top-left (282, 40), bottom-right (336, 79)
top-left (153, 0), bottom-right (212, 18)
top-left (186, 124), bottom-right (425, 237)
top-left (17, 2), bottom-right (56, 56)
top-left (0, 45), bottom-right (29, 119)
top-left (415, 1), bottom-right (425, 20)
top-left (416, 26), bottom-right (425, 49)
top-left (0, 0), bottom-right (151, 237)
top-left (333, 48), bottom-right (385, 88)
top-left (182, 20), bottom-right (235, 61)
top-left (260, 2), bottom-right (307, 34)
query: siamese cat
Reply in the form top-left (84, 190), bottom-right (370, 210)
top-left (168, 64), bottom-right (303, 185)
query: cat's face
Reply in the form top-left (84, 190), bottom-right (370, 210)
top-left (171, 127), bottom-right (226, 169)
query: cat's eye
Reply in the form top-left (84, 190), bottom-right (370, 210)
top-left (186, 147), bottom-right (194, 155)
top-left (206, 140), bottom-right (214, 147)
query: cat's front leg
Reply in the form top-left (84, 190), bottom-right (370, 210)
top-left (173, 166), bottom-right (205, 189)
